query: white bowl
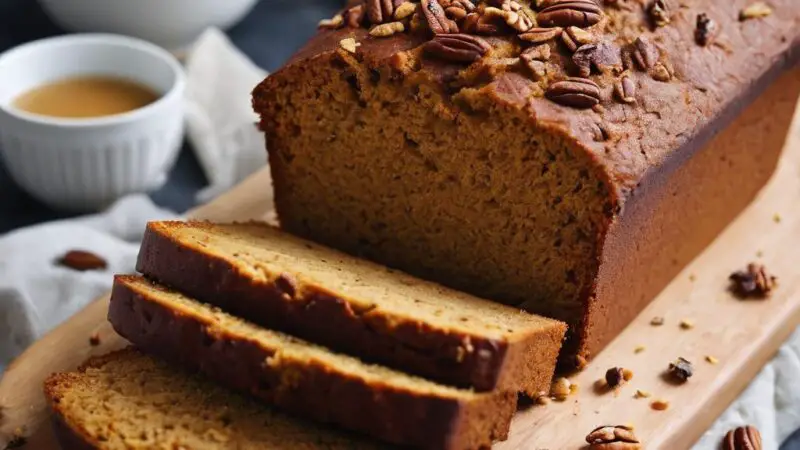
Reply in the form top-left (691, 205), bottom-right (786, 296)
top-left (38, 0), bottom-right (259, 51)
top-left (0, 34), bottom-right (185, 211)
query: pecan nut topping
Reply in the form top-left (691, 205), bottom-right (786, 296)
top-left (695, 13), bottom-right (717, 46)
top-left (614, 75), bottom-right (636, 103)
top-left (520, 27), bottom-right (564, 43)
top-left (573, 42), bottom-right (621, 77)
top-left (586, 425), bottom-right (641, 450)
top-left (462, 12), bottom-right (502, 34)
top-left (344, 5), bottom-right (367, 28)
top-left (648, 0), bottom-right (671, 28)
top-left (729, 263), bottom-right (777, 299)
top-left (538, 0), bottom-right (603, 28)
top-left (422, 0), bottom-right (460, 34)
top-left (722, 425), bottom-right (762, 450)
top-left (366, 0), bottom-right (395, 24)
top-left (521, 45), bottom-right (551, 80)
top-left (424, 33), bottom-right (491, 62)
top-left (631, 36), bottom-right (660, 70)
top-left (546, 77), bottom-right (601, 109)
top-left (56, 250), bottom-right (108, 272)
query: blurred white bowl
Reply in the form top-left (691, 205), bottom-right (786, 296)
top-left (38, 0), bottom-right (259, 51)
top-left (0, 34), bottom-right (185, 211)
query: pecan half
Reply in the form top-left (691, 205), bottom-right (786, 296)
top-left (546, 77), bottom-right (601, 109)
top-left (519, 27), bottom-right (563, 43)
top-left (366, 0), bottom-right (395, 24)
top-left (722, 425), bottom-right (762, 450)
top-left (586, 425), bottom-right (641, 449)
top-left (538, 0), bottom-right (603, 28)
top-left (56, 250), bottom-right (108, 272)
top-left (729, 263), bottom-right (777, 299)
top-left (422, 0), bottom-right (459, 34)
top-left (424, 33), bottom-right (491, 63)
top-left (631, 36), bottom-right (659, 70)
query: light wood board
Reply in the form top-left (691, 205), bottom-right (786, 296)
top-left (2, 92), bottom-right (800, 450)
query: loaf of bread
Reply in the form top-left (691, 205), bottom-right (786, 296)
top-left (109, 275), bottom-right (517, 449)
top-left (45, 348), bottom-right (381, 449)
top-left (137, 220), bottom-right (565, 394)
top-left (252, 0), bottom-right (800, 365)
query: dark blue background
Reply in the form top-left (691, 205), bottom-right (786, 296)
top-left (0, 0), bottom-right (339, 233)
top-left (0, 2), bottom-right (798, 448)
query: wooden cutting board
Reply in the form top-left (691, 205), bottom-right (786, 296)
top-left (2, 77), bottom-right (800, 450)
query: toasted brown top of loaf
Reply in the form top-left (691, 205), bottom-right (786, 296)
top-left (118, 275), bottom-right (504, 399)
top-left (44, 348), bottom-right (380, 449)
top-left (254, 0), bottom-right (800, 198)
top-left (150, 220), bottom-right (562, 339)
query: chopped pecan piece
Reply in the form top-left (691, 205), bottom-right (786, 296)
top-left (695, 13), bottom-right (717, 46)
top-left (648, 0), bottom-right (671, 28)
top-left (318, 14), bottom-right (344, 29)
top-left (740, 2), bottom-right (772, 21)
top-left (424, 33), bottom-right (491, 63)
top-left (546, 77), bottom-right (601, 109)
top-left (722, 425), bottom-right (762, 450)
top-left (605, 367), bottom-right (624, 388)
top-left (538, 0), bottom-right (603, 28)
top-left (729, 263), bottom-right (777, 299)
top-left (586, 425), bottom-right (641, 449)
top-left (56, 250), bottom-right (108, 272)
top-left (395, 2), bottom-right (417, 20)
top-left (520, 27), bottom-right (564, 44)
top-left (370, 21), bottom-right (405, 37)
top-left (422, 0), bottom-right (459, 34)
top-left (667, 356), bottom-right (693, 382)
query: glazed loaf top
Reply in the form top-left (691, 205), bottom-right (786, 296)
top-left (256, 0), bottom-right (800, 203)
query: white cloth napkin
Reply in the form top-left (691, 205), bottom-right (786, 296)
top-left (184, 27), bottom-right (271, 203)
top-left (694, 328), bottom-right (800, 449)
top-left (0, 195), bottom-right (176, 373)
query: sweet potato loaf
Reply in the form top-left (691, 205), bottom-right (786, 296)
top-left (108, 275), bottom-right (516, 450)
top-left (137, 220), bottom-right (566, 394)
top-left (45, 348), bottom-right (381, 449)
top-left (253, 0), bottom-right (800, 365)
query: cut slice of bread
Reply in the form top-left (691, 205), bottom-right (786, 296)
top-left (137, 220), bottom-right (566, 394)
top-left (109, 275), bottom-right (517, 450)
top-left (45, 348), bottom-right (382, 449)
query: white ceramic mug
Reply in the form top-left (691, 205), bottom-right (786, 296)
top-left (0, 34), bottom-right (185, 211)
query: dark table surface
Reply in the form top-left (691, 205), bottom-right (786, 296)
top-left (1, 1), bottom-right (797, 448)
top-left (0, 0), bottom-right (340, 233)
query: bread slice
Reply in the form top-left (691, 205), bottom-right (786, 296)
top-left (136, 220), bottom-right (566, 394)
top-left (45, 348), bottom-right (381, 449)
top-left (109, 275), bottom-right (517, 450)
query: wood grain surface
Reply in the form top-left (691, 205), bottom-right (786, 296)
top-left (1, 71), bottom-right (799, 449)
